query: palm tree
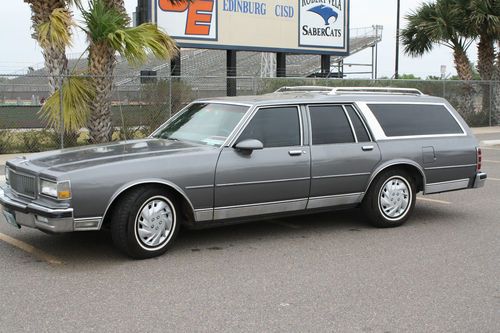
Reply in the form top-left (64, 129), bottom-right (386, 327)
top-left (401, 0), bottom-right (476, 121)
top-left (464, 0), bottom-right (500, 124)
top-left (24, 0), bottom-right (73, 94)
top-left (82, 0), bottom-right (179, 143)
top-left (465, 0), bottom-right (500, 81)
top-left (401, 0), bottom-right (474, 81)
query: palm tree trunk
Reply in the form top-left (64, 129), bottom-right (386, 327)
top-left (88, 41), bottom-right (116, 143)
top-left (493, 43), bottom-right (500, 126)
top-left (477, 34), bottom-right (495, 125)
top-left (87, 0), bottom-right (127, 143)
top-left (453, 48), bottom-right (475, 124)
top-left (43, 44), bottom-right (68, 95)
top-left (24, 0), bottom-right (68, 94)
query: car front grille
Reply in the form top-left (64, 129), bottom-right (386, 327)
top-left (9, 170), bottom-right (37, 199)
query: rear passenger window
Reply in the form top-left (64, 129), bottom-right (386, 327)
top-left (309, 105), bottom-right (355, 145)
top-left (345, 105), bottom-right (371, 142)
top-left (237, 106), bottom-right (300, 147)
top-left (368, 104), bottom-right (464, 137)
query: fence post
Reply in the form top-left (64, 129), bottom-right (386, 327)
top-left (489, 81), bottom-right (493, 127)
top-left (59, 76), bottom-right (64, 149)
top-left (168, 77), bottom-right (172, 119)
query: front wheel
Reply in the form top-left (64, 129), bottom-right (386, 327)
top-left (362, 169), bottom-right (416, 228)
top-left (111, 187), bottom-right (180, 259)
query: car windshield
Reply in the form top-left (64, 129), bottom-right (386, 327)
top-left (153, 103), bottom-right (249, 146)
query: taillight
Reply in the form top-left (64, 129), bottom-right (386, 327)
top-left (476, 147), bottom-right (482, 171)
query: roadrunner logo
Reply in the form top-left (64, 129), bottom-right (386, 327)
top-left (299, 0), bottom-right (346, 49)
top-left (158, 0), bottom-right (217, 40)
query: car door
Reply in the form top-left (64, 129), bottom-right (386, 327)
top-left (307, 104), bottom-right (381, 209)
top-left (214, 105), bottom-right (310, 220)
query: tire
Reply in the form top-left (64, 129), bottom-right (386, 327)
top-left (110, 186), bottom-right (180, 259)
top-left (362, 169), bottom-right (416, 228)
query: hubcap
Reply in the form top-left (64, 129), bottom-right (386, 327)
top-left (135, 196), bottom-right (174, 249)
top-left (378, 176), bottom-right (411, 220)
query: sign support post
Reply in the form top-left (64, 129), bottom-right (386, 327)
top-left (321, 55), bottom-right (331, 77)
top-left (276, 53), bottom-right (286, 77)
top-left (227, 50), bottom-right (237, 96)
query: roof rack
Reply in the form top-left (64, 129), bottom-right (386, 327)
top-left (274, 86), bottom-right (424, 96)
top-left (274, 86), bottom-right (335, 93)
top-left (329, 87), bottom-right (424, 96)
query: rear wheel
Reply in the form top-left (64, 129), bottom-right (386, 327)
top-left (362, 169), bottom-right (416, 228)
top-left (111, 187), bottom-right (180, 259)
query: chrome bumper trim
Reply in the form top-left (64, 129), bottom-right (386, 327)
top-left (0, 186), bottom-right (75, 233)
top-left (473, 172), bottom-right (487, 189)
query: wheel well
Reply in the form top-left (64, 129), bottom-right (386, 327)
top-left (371, 164), bottom-right (425, 193)
top-left (101, 183), bottom-right (195, 228)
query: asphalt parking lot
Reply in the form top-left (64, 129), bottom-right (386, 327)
top-left (0, 133), bottom-right (499, 332)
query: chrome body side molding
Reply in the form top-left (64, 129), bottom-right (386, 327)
top-left (307, 193), bottom-right (363, 209)
top-left (424, 179), bottom-right (470, 194)
top-left (194, 208), bottom-right (213, 222)
top-left (213, 198), bottom-right (307, 220)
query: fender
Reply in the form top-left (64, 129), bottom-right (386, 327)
top-left (100, 178), bottom-right (197, 229)
top-left (360, 159), bottom-right (427, 201)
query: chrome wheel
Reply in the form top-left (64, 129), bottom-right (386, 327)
top-left (134, 196), bottom-right (175, 250)
top-left (378, 176), bottom-right (412, 221)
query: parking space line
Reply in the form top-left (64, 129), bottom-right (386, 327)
top-left (0, 233), bottom-right (63, 265)
top-left (484, 160), bottom-right (500, 164)
top-left (417, 197), bottom-right (451, 205)
top-left (481, 147), bottom-right (500, 151)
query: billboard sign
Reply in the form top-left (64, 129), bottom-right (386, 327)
top-left (151, 0), bottom-right (349, 55)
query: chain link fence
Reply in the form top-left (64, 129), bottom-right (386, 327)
top-left (0, 73), bottom-right (499, 153)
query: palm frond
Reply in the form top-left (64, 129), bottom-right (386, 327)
top-left (37, 8), bottom-right (74, 49)
top-left (39, 76), bottom-right (94, 132)
top-left (108, 24), bottom-right (179, 65)
top-left (82, 0), bottom-right (127, 43)
top-left (467, 0), bottom-right (500, 37)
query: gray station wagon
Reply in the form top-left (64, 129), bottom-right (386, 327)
top-left (0, 87), bottom-right (487, 258)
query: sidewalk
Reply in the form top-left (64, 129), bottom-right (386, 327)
top-left (471, 126), bottom-right (500, 135)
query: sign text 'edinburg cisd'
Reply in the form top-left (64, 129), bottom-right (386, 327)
top-left (151, 0), bottom-right (350, 55)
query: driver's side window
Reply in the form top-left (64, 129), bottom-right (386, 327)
top-left (237, 106), bottom-right (300, 148)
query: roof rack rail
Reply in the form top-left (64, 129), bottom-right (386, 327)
top-left (329, 87), bottom-right (424, 96)
top-left (274, 86), bottom-right (425, 96)
top-left (274, 86), bottom-right (335, 93)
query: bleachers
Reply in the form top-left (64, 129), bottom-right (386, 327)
top-left (3, 26), bottom-right (382, 95)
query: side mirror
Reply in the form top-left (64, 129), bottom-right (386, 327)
top-left (234, 139), bottom-right (264, 152)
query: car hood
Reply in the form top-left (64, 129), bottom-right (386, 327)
top-left (12, 139), bottom-right (211, 174)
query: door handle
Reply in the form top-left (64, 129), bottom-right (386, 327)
top-left (288, 150), bottom-right (303, 156)
top-left (362, 145), bottom-right (374, 151)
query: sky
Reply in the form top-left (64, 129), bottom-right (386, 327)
top-left (0, 0), bottom-right (478, 78)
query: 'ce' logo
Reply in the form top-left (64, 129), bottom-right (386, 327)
top-left (159, 0), bottom-right (215, 36)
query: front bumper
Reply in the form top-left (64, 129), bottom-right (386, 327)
top-left (473, 172), bottom-right (487, 189)
top-left (0, 185), bottom-right (74, 233)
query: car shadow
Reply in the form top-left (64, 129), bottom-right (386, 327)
top-left (10, 205), bottom-right (464, 267)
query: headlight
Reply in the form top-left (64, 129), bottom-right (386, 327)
top-left (40, 179), bottom-right (71, 200)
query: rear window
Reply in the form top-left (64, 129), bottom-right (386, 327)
top-left (368, 104), bottom-right (463, 137)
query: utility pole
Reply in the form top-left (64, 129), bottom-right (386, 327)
top-left (395, 0), bottom-right (400, 79)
